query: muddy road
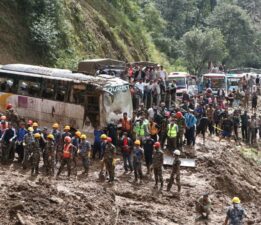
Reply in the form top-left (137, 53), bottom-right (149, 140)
top-left (0, 136), bottom-right (260, 225)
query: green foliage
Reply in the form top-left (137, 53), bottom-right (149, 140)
top-left (206, 3), bottom-right (255, 67)
top-left (181, 28), bottom-right (227, 76)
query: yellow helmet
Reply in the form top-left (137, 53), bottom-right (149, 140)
top-left (100, 134), bottom-right (107, 139)
top-left (64, 125), bottom-right (70, 131)
top-left (47, 134), bottom-right (54, 140)
top-left (232, 197), bottom-right (240, 204)
top-left (28, 127), bottom-right (34, 132)
top-left (80, 134), bottom-right (87, 139)
top-left (32, 122), bottom-right (38, 127)
top-left (34, 133), bottom-right (41, 138)
top-left (134, 140), bottom-right (141, 145)
top-left (75, 131), bottom-right (81, 137)
top-left (52, 123), bottom-right (59, 128)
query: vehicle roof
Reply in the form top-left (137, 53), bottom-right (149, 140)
top-left (78, 58), bottom-right (126, 75)
top-left (226, 73), bottom-right (244, 78)
top-left (169, 72), bottom-right (189, 76)
top-left (128, 61), bottom-right (158, 67)
top-left (203, 73), bottom-right (225, 77)
top-left (0, 64), bottom-right (129, 89)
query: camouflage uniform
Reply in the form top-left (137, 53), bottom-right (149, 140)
top-left (78, 140), bottom-right (91, 174)
top-left (103, 143), bottom-right (116, 182)
top-left (57, 143), bottom-right (75, 177)
top-left (43, 140), bottom-right (55, 175)
top-left (133, 147), bottom-right (144, 182)
top-left (6, 109), bottom-right (20, 129)
top-left (22, 132), bottom-right (35, 169)
top-left (167, 157), bottom-right (181, 192)
top-left (153, 149), bottom-right (164, 189)
top-left (31, 139), bottom-right (41, 175)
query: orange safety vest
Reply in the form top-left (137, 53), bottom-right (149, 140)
top-left (121, 119), bottom-right (131, 131)
top-left (149, 122), bottom-right (158, 135)
top-left (63, 143), bottom-right (72, 159)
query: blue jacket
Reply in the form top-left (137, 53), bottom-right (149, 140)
top-left (185, 113), bottom-right (197, 128)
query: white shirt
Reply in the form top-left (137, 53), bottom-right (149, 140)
top-left (135, 82), bottom-right (145, 94)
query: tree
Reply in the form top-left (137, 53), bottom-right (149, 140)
top-left (181, 28), bottom-right (227, 76)
top-left (206, 3), bottom-right (255, 67)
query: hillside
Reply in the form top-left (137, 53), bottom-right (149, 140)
top-left (0, 0), bottom-right (166, 69)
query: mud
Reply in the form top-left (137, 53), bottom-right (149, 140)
top-left (0, 135), bottom-right (260, 225)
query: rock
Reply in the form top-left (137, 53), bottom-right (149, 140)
top-left (10, 202), bottom-right (24, 212)
top-left (49, 196), bottom-right (64, 204)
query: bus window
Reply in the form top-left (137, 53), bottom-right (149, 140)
top-left (42, 79), bottom-right (55, 99)
top-left (55, 80), bottom-right (69, 102)
top-left (0, 77), bottom-right (15, 93)
top-left (18, 80), bottom-right (41, 97)
top-left (70, 84), bottom-right (86, 104)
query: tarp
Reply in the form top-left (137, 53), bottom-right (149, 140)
top-left (163, 155), bottom-right (196, 168)
top-left (78, 58), bottom-right (126, 75)
top-left (127, 61), bottom-right (158, 67)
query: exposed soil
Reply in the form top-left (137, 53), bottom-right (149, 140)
top-left (0, 135), bottom-right (260, 225)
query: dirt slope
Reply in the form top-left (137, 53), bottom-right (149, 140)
top-left (0, 135), bottom-right (260, 225)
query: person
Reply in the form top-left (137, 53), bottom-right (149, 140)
top-left (196, 116), bottom-right (209, 144)
top-left (160, 111), bottom-right (170, 149)
top-left (133, 140), bottom-right (144, 184)
top-left (170, 80), bottom-right (177, 103)
top-left (206, 104), bottom-right (214, 135)
top-left (78, 134), bottom-right (91, 175)
top-left (224, 197), bottom-right (246, 225)
top-left (232, 111), bottom-right (240, 143)
top-left (119, 132), bottom-right (133, 173)
top-left (240, 111), bottom-right (249, 142)
top-left (59, 125), bottom-right (72, 162)
top-left (5, 104), bottom-right (20, 128)
top-left (185, 110), bottom-right (197, 146)
top-left (148, 118), bottom-right (159, 141)
top-left (176, 111), bottom-right (185, 150)
top-left (196, 193), bottom-right (211, 220)
top-left (16, 122), bottom-right (27, 163)
top-left (72, 130), bottom-right (81, 168)
top-left (103, 137), bottom-right (116, 183)
top-left (249, 115), bottom-right (258, 145)
top-left (167, 149), bottom-right (181, 192)
top-left (57, 136), bottom-right (76, 178)
top-left (31, 133), bottom-right (41, 176)
top-left (143, 135), bottom-right (155, 175)
top-left (43, 134), bottom-right (55, 176)
top-left (219, 115), bottom-right (233, 142)
top-left (93, 126), bottom-right (104, 160)
top-left (51, 123), bottom-right (61, 160)
top-left (152, 142), bottom-right (164, 190)
top-left (119, 112), bottom-right (132, 138)
top-left (134, 117), bottom-right (148, 141)
top-left (22, 127), bottom-right (35, 169)
top-left (32, 122), bottom-right (40, 134)
top-left (167, 119), bottom-right (178, 151)
top-left (0, 122), bottom-right (16, 163)
top-left (251, 92), bottom-right (257, 113)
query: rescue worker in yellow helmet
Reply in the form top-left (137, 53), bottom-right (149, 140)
top-left (78, 134), bottom-right (91, 175)
top-left (22, 127), bottom-right (34, 169)
top-left (133, 140), bottom-right (144, 184)
top-left (43, 134), bottom-right (55, 176)
top-left (224, 197), bottom-right (247, 225)
top-left (31, 133), bottom-right (41, 176)
top-left (51, 123), bottom-right (61, 163)
top-left (32, 122), bottom-right (40, 134)
top-left (71, 130), bottom-right (81, 171)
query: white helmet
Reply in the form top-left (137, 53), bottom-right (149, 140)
top-left (174, 149), bottom-right (181, 156)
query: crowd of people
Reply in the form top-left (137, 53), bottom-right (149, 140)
top-left (0, 69), bottom-right (259, 224)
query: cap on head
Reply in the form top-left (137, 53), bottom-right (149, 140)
top-left (64, 136), bottom-right (71, 143)
top-left (232, 197), bottom-right (240, 204)
top-left (34, 133), bottom-right (41, 138)
top-left (28, 127), bottom-right (34, 132)
top-left (176, 111), bottom-right (182, 118)
top-left (173, 149), bottom-right (181, 156)
top-left (75, 131), bottom-right (81, 137)
top-left (107, 137), bottom-right (112, 143)
top-left (80, 134), bottom-right (87, 140)
top-left (52, 123), bottom-right (59, 128)
top-left (154, 142), bottom-right (160, 148)
top-left (100, 134), bottom-right (107, 140)
top-left (28, 120), bottom-right (33, 125)
top-left (64, 125), bottom-right (70, 131)
top-left (0, 115), bottom-right (6, 121)
top-left (134, 140), bottom-right (141, 145)
top-left (32, 122), bottom-right (38, 127)
top-left (6, 103), bottom-right (12, 110)
top-left (47, 134), bottom-right (54, 140)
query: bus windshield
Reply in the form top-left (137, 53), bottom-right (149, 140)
top-left (171, 77), bottom-right (186, 87)
top-left (203, 77), bottom-right (225, 89)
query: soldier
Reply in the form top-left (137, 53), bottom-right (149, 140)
top-left (32, 122), bottom-right (41, 134)
top-left (22, 127), bottom-right (35, 169)
top-left (5, 104), bottom-right (20, 129)
top-left (167, 149), bottom-right (181, 192)
top-left (31, 133), bottom-right (41, 176)
top-left (57, 136), bottom-right (76, 178)
top-left (51, 123), bottom-right (61, 162)
top-left (43, 134), bottom-right (55, 176)
top-left (133, 140), bottom-right (144, 184)
top-left (78, 134), bottom-right (91, 175)
top-left (103, 137), bottom-right (116, 183)
top-left (0, 123), bottom-right (16, 164)
top-left (196, 193), bottom-right (212, 220)
top-left (143, 135), bottom-right (155, 175)
top-left (152, 142), bottom-right (164, 190)
top-left (72, 130), bottom-right (81, 169)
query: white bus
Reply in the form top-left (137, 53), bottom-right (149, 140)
top-left (0, 64), bottom-right (133, 140)
top-left (202, 73), bottom-right (226, 95)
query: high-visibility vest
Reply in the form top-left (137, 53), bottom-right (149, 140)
top-left (149, 123), bottom-right (158, 135)
top-left (63, 143), bottom-right (72, 158)
top-left (167, 124), bottom-right (177, 137)
top-left (136, 124), bottom-right (145, 137)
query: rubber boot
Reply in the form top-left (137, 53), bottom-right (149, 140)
top-left (160, 182), bottom-right (163, 190)
top-left (154, 182), bottom-right (158, 189)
